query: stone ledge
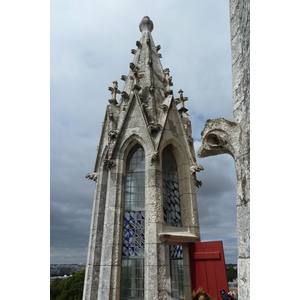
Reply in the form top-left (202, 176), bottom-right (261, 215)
top-left (159, 229), bottom-right (199, 245)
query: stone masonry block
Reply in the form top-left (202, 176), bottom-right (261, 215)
top-left (145, 243), bottom-right (158, 264)
top-left (145, 202), bottom-right (164, 223)
top-left (98, 265), bottom-right (112, 291)
top-left (88, 242), bottom-right (102, 266)
top-left (145, 265), bottom-right (160, 289)
top-left (144, 288), bottom-right (159, 300)
top-left (145, 168), bottom-right (162, 188)
top-left (237, 201), bottom-right (250, 258)
top-left (145, 221), bottom-right (163, 242)
top-left (238, 257), bottom-right (250, 300)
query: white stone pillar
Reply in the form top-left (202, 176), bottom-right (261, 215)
top-left (144, 154), bottom-right (165, 299)
top-left (83, 165), bottom-right (107, 300)
top-left (97, 162), bottom-right (122, 299)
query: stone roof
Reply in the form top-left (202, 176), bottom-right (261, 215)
top-left (116, 16), bottom-right (174, 131)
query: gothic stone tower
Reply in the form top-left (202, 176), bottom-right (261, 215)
top-left (83, 16), bottom-right (201, 300)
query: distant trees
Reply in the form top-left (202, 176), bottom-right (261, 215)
top-left (226, 266), bottom-right (237, 282)
top-left (50, 269), bottom-right (85, 300)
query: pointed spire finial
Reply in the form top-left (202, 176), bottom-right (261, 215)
top-left (139, 16), bottom-right (154, 32)
top-left (163, 68), bottom-right (173, 96)
top-left (129, 64), bottom-right (143, 91)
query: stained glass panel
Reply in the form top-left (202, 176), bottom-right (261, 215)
top-left (170, 245), bottom-right (183, 259)
top-left (120, 258), bottom-right (144, 299)
top-left (122, 211), bottom-right (145, 257)
top-left (162, 146), bottom-right (185, 299)
top-left (163, 180), bottom-right (182, 227)
top-left (170, 259), bottom-right (185, 299)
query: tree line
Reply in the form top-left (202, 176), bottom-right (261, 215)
top-left (50, 269), bottom-right (85, 300)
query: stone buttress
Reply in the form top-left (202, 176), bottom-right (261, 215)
top-left (83, 16), bottom-right (202, 300)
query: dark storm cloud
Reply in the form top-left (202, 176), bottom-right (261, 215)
top-left (51, 0), bottom-right (237, 264)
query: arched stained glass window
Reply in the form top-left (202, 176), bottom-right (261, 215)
top-left (162, 146), bottom-right (185, 299)
top-left (120, 145), bottom-right (145, 299)
top-left (162, 147), bottom-right (181, 227)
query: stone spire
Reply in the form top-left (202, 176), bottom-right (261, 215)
top-left (118, 16), bottom-right (171, 130)
top-left (102, 16), bottom-right (196, 161)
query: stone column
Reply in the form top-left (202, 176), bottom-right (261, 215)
top-left (97, 161), bottom-right (123, 299)
top-left (144, 153), bottom-right (167, 299)
top-left (83, 165), bottom-right (107, 300)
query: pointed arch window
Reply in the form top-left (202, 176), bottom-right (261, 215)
top-left (162, 147), bottom-right (182, 227)
top-left (120, 145), bottom-right (145, 299)
top-left (162, 146), bottom-right (185, 299)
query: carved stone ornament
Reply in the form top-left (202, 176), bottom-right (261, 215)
top-left (151, 151), bottom-right (159, 165)
top-left (187, 135), bottom-right (193, 145)
top-left (121, 91), bottom-right (129, 101)
top-left (197, 118), bottom-right (241, 159)
top-left (148, 124), bottom-right (162, 135)
top-left (161, 103), bottom-right (168, 113)
top-left (141, 102), bottom-right (148, 111)
top-left (149, 85), bottom-right (154, 94)
top-left (161, 96), bottom-right (171, 113)
top-left (139, 16), bottom-right (154, 33)
top-left (129, 64), bottom-right (143, 91)
top-left (195, 179), bottom-right (202, 188)
top-left (107, 105), bottom-right (113, 120)
top-left (136, 40), bottom-right (142, 48)
top-left (175, 89), bottom-right (188, 112)
top-left (103, 159), bottom-right (116, 168)
top-left (85, 172), bottom-right (98, 182)
top-left (129, 62), bottom-right (136, 70)
top-left (190, 164), bottom-right (204, 175)
top-left (108, 80), bottom-right (121, 105)
top-left (108, 130), bottom-right (119, 143)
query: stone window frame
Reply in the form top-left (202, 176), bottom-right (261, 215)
top-left (160, 141), bottom-right (194, 230)
top-left (120, 142), bottom-right (146, 299)
top-left (160, 140), bottom-right (195, 299)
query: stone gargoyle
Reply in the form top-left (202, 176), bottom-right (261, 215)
top-left (197, 118), bottom-right (241, 159)
top-left (190, 164), bottom-right (204, 175)
top-left (85, 172), bottom-right (98, 182)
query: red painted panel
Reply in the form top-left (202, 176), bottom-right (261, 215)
top-left (194, 251), bottom-right (220, 260)
top-left (189, 241), bottom-right (228, 300)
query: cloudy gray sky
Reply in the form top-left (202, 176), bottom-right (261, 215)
top-left (50, 0), bottom-right (237, 264)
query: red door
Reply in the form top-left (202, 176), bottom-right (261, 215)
top-left (189, 241), bottom-right (228, 300)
